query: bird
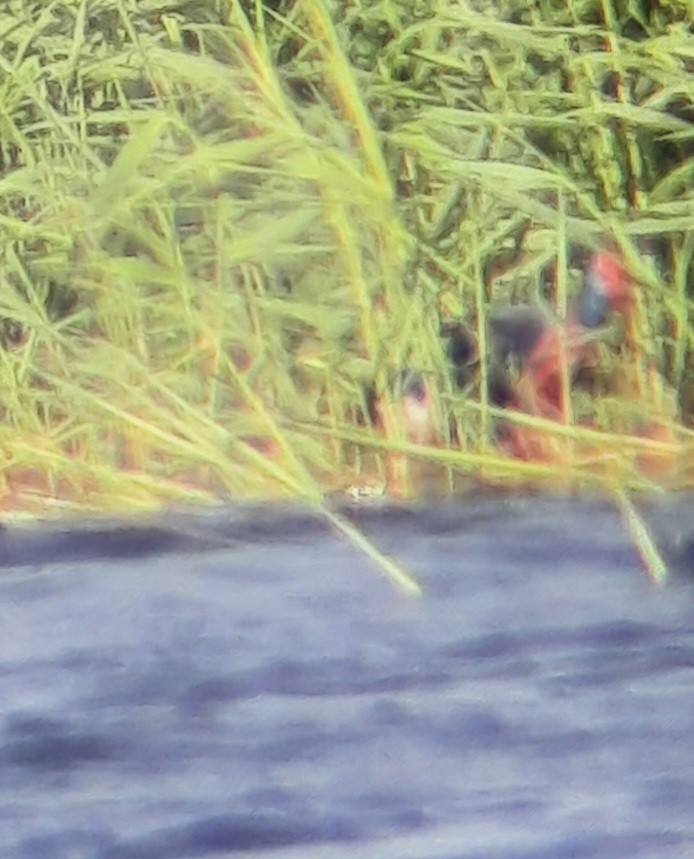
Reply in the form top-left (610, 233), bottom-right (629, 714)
top-left (372, 252), bottom-right (634, 467)
top-left (440, 250), bottom-right (635, 459)
top-left (486, 251), bottom-right (632, 420)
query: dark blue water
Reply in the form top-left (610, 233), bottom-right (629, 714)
top-left (1, 495), bottom-right (692, 858)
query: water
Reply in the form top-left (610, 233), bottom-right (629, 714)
top-left (1, 495), bottom-right (692, 858)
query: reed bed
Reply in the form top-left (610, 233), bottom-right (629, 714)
top-left (0, 0), bottom-right (692, 523)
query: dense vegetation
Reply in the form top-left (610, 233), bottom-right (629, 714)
top-left (0, 0), bottom-right (692, 517)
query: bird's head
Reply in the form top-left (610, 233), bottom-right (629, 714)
top-left (576, 252), bottom-right (632, 328)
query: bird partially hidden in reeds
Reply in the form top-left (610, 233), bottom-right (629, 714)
top-left (485, 251), bottom-right (632, 422)
top-left (370, 251), bottom-right (645, 482)
top-left (440, 251), bottom-right (637, 459)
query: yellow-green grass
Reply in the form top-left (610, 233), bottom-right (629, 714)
top-left (0, 0), bottom-right (692, 527)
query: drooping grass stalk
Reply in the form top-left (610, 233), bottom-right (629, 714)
top-left (614, 490), bottom-right (668, 585)
top-left (324, 507), bottom-right (423, 597)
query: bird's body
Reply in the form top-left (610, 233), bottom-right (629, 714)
top-left (485, 252), bottom-right (631, 419)
top-left (487, 304), bottom-right (550, 370)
